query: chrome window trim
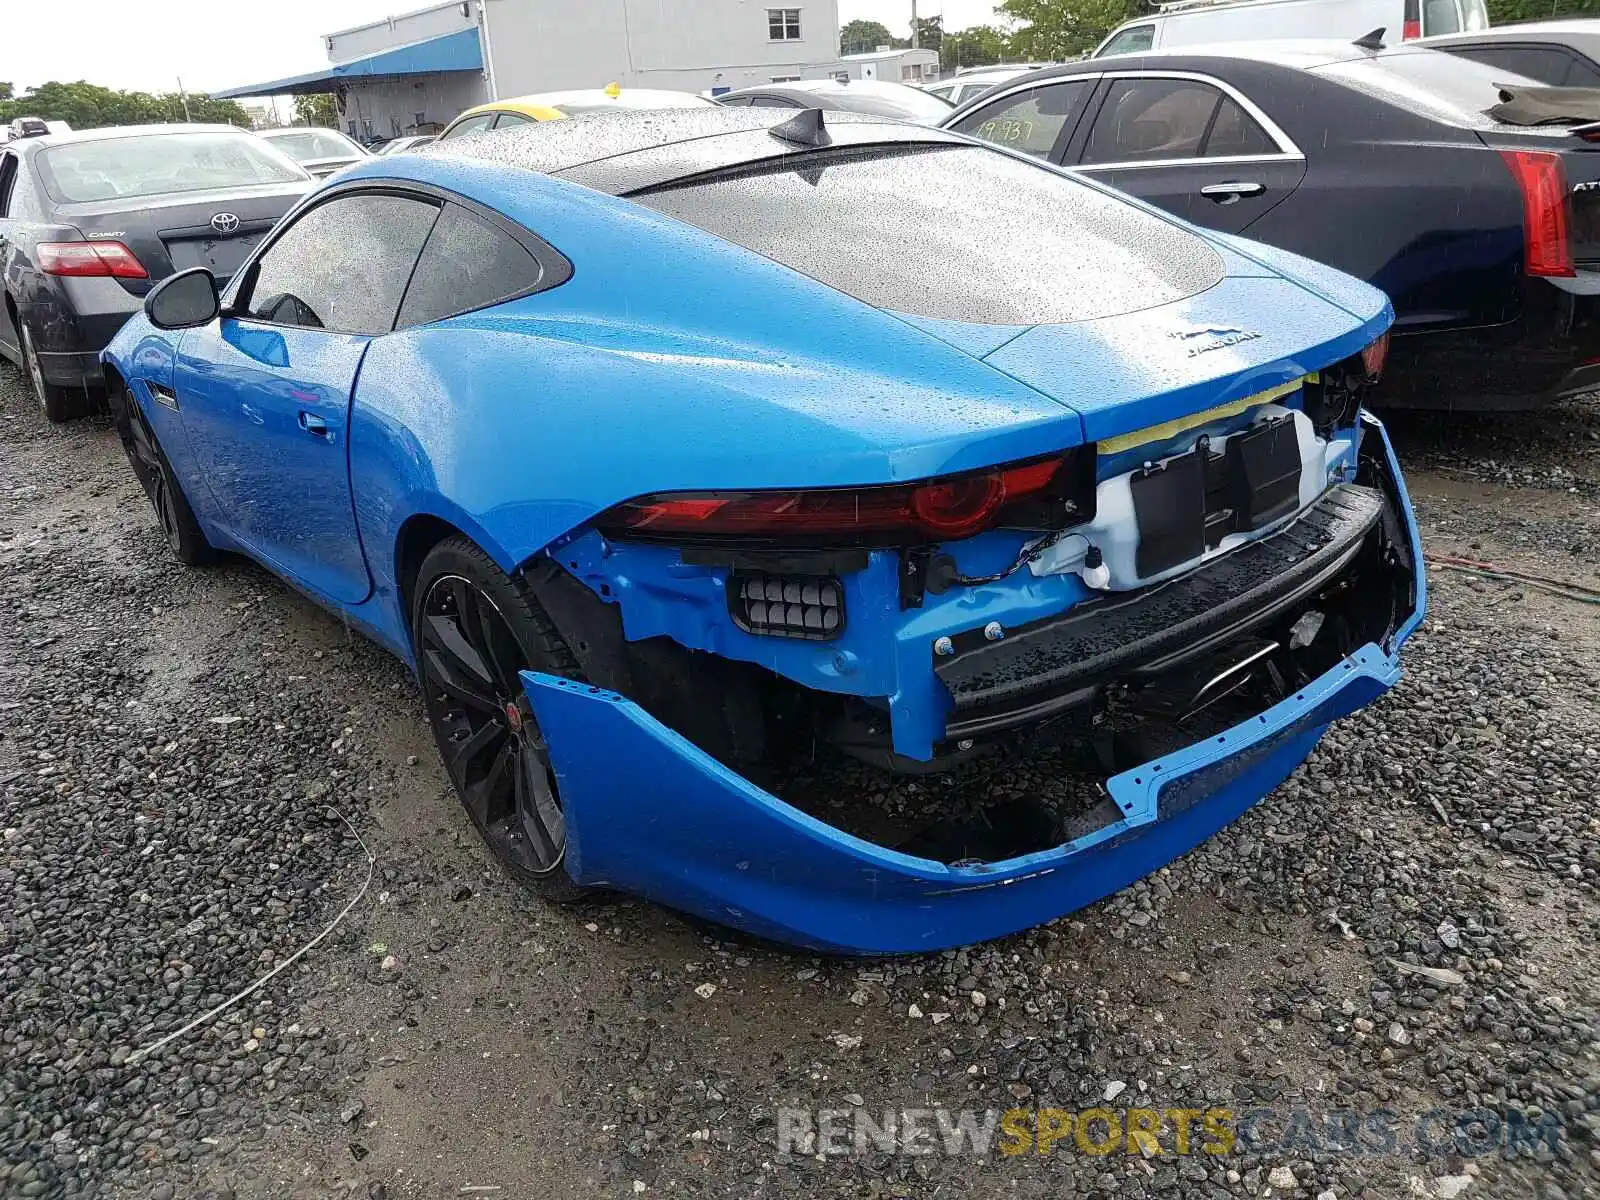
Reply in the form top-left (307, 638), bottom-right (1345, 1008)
top-left (953, 68), bottom-right (1304, 167)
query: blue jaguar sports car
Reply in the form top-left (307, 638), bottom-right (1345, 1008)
top-left (102, 108), bottom-right (1425, 954)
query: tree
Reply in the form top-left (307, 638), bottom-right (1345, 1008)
top-left (1487, 0), bottom-right (1600, 18)
top-left (998, 0), bottom-right (1146, 58)
top-left (0, 80), bottom-right (249, 129)
top-left (0, 83), bottom-right (12, 102)
top-left (294, 93), bottom-right (338, 127)
top-left (840, 18), bottom-right (894, 54)
top-left (912, 14), bottom-right (944, 53)
top-left (942, 24), bottom-right (1014, 69)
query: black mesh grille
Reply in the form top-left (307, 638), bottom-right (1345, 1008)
top-left (729, 573), bottom-right (844, 640)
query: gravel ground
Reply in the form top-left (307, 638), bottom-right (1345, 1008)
top-left (0, 363), bottom-right (1595, 1200)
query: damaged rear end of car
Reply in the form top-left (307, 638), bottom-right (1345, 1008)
top-left (448, 130), bottom-right (1429, 953)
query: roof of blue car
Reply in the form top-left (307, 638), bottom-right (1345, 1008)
top-left (419, 107), bottom-right (955, 194)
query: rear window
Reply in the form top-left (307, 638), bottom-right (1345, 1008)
top-left (630, 145), bottom-right (1223, 325)
top-left (1313, 47), bottom-right (1536, 126)
top-left (263, 129), bottom-right (363, 162)
top-left (37, 132), bottom-right (306, 203)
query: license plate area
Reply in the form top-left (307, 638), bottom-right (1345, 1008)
top-left (162, 233), bottom-right (265, 283)
top-left (1129, 415), bottom-right (1302, 578)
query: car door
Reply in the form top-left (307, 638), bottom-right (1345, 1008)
top-left (1067, 73), bottom-right (1307, 235)
top-left (0, 150), bottom-right (21, 357)
top-left (173, 188), bottom-right (440, 605)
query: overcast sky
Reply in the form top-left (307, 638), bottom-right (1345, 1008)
top-left (1, 0), bottom-right (1007, 96)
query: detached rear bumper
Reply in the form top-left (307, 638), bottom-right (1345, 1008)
top-left (522, 417), bottom-right (1426, 954)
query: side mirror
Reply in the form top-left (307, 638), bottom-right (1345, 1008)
top-left (144, 268), bottom-right (220, 330)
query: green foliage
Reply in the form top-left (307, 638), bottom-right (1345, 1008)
top-left (1488, 0), bottom-right (1600, 21)
top-left (999, 0), bottom-right (1146, 58)
top-left (942, 24), bottom-right (1014, 68)
top-left (913, 15), bottom-right (944, 52)
top-left (0, 80), bottom-right (249, 129)
top-left (0, 83), bottom-right (12, 102)
top-left (294, 93), bottom-right (337, 127)
top-left (841, 18), bottom-right (895, 54)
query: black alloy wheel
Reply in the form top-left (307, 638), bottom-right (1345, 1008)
top-left (126, 407), bottom-right (182, 552)
top-left (413, 543), bottom-right (584, 900)
top-left (116, 389), bottom-right (216, 566)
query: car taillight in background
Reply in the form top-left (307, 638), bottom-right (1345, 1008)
top-left (1360, 330), bottom-right (1391, 381)
top-left (37, 241), bottom-right (149, 279)
top-left (597, 451), bottom-right (1093, 545)
top-left (1499, 150), bottom-right (1576, 278)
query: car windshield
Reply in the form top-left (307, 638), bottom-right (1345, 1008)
top-left (37, 132), bottom-right (307, 203)
top-left (263, 128), bottom-right (365, 161)
top-left (631, 143), bottom-right (1220, 325)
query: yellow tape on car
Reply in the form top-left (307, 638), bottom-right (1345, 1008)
top-left (1097, 377), bottom-right (1309, 457)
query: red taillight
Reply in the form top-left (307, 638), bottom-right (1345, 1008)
top-left (1499, 150), bottom-right (1576, 278)
top-left (37, 240), bottom-right (149, 279)
top-left (1401, 18), bottom-right (1421, 39)
top-left (1360, 330), bottom-right (1391, 380)
top-left (600, 456), bottom-right (1071, 544)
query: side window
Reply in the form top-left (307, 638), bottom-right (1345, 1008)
top-left (396, 203), bottom-right (544, 328)
top-left (492, 111), bottom-right (535, 129)
top-left (953, 82), bottom-right (1091, 158)
top-left (1082, 78), bottom-right (1276, 164)
top-left (1098, 24), bottom-right (1156, 57)
top-left (717, 95), bottom-right (754, 106)
top-left (442, 113), bottom-right (495, 140)
top-left (244, 192), bottom-right (439, 335)
top-left (0, 154), bottom-right (17, 218)
top-left (746, 94), bottom-right (804, 109)
top-left (1204, 96), bottom-right (1277, 157)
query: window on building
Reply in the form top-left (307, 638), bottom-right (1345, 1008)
top-left (767, 8), bottom-right (801, 40)
top-left (771, 75), bottom-right (801, 83)
top-left (414, 111), bottom-right (426, 127)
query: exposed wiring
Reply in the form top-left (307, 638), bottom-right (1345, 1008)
top-left (125, 806), bottom-right (376, 1066)
top-left (1426, 553), bottom-right (1600, 606)
top-left (948, 531), bottom-right (1066, 587)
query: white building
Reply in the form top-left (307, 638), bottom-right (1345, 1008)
top-left (217, 0), bottom-right (843, 141)
top-left (837, 47), bottom-right (940, 84)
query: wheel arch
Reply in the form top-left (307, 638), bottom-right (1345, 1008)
top-left (391, 505), bottom-right (529, 643)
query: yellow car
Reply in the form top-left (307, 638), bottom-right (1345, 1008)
top-left (437, 84), bottom-right (715, 140)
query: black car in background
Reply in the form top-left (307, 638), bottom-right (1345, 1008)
top-left (716, 79), bottom-right (955, 125)
top-left (0, 124), bottom-right (312, 421)
top-left (943, 41), bottom-right (1600, 410)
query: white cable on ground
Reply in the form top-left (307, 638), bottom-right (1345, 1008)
top-left (125, 805), bottom-right (376, 1066)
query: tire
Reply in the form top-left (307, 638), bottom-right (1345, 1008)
top-left (113, 388), bottom-right (217, 566)
top-left (411, 535), bottom-right (589, 903)
top-left (19, 318), bottom-right (88, 423)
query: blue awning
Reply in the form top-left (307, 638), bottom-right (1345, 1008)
top-left (213, 28), bottom-right (483, 98)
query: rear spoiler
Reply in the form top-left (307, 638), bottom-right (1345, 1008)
top-left (1489, 83), bottom-right (1600, 135)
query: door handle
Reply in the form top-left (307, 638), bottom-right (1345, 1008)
top-left (1200, 181), bottom-right (1266, 206)
top-left (298, 411), bottom-right (331, 438)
